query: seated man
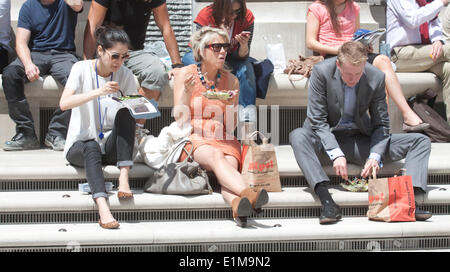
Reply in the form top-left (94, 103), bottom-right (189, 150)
top-left (2, 0), bottom-right (84, 151)
top-left (0, 0), bottom-right (10, 73)
top-left (83, 0), bottom-right (182, 102)
top-left (386, 0), bottom-right (450, 124)
top-left (289, 41), bottom-right (432, 225)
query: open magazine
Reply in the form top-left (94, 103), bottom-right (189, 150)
top-left (112, 95), bottom-right (161, 120)
top-left (352, 28), bottom-right (386, 46)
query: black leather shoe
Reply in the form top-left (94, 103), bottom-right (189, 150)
top-left (3, 132), bottom-right (39, 151)
top-left (319, 200), bottom-right (342, 225)
top-left (415, 204), bottom-right (432, 221)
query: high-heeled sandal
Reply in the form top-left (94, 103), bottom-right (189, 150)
top-left (98, 219), bottom-right (120, 229)
top-left (240, 188), bottom-right (269, 214)
top-left (117, 191), bottom-right (133, 199)
top-left (231, 197), bottom-right (253, 228)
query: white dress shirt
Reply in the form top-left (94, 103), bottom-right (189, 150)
top-left (386, 0), bottom-right (445, 49)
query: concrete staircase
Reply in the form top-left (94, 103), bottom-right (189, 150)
top-left (1, 144), bottom-right (450, 252)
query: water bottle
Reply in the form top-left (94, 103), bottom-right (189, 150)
top-left (379, 41), bottom-right (391, 59)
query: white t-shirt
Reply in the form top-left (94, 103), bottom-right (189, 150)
top-left (63, 60), bottom-right (138, 157)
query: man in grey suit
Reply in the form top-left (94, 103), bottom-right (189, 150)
top-left (290, 41), bottom-right (432, 224)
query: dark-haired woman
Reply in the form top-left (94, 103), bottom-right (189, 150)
top-left (182, 0), bottom-right (257, 136)
top-left (60, 27), bottom-right (138, 229)
top-left (306, 0), bottom-right (429, 131)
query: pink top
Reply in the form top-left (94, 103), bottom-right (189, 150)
top-left (308, 1), bottom-right (360, 49)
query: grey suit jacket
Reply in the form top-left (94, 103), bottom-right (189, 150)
top-left (303, 57), bottom-right (391, 156)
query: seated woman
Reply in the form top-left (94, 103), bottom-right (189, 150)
top-left (306, 0), bottom-right (429, 131)
top-left (182, 0), bottom-right (257, 137)
top-left (60, 27), bottom-right (138, 229)
top-left (174, 26), bottom-right (268, 228)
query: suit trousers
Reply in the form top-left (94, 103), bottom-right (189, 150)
top-left (66, 108), bottom-right (136, 199)
top-left (289, 128), bottom-right (431, 192)
top-left (392, 44), bottom-right (450, 124)
top-left (2, 50), bottom-right (78, 137)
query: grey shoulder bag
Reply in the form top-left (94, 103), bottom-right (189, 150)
top-left (143, 140), bottom-right (212, 195)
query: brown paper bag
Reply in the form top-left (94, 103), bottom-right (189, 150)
top-left (241, 131), bottom-right (282, 192)
top-left (367, 168), bottom-right (416, 222)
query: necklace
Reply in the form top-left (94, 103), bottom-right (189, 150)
top-left (197, 64), bottom-right (221, 91)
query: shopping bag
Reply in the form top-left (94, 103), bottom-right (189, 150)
top-left (241, 131), bottom-right (282, 192)
top-left (367, 168), bottom-right (416, 222)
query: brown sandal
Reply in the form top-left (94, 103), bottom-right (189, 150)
top-left (231, 197), bottom-right (253, 228)
top-left (117, 191), bottom-right (133, 199)
top-left (240, 188), bottom-right (269, 214)
top-left (98, 219), bottom-right (120, 229)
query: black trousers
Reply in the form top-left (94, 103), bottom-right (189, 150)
top-left (66, 108), bottom-right (136, 199)
top-left (1, 50), bottom-right (78, 137)
top-left (0, 46), bottom-right (8, 74)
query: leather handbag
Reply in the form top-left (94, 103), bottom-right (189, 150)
top-left (284, 55), bottom-right (324, 81)
top-left (144, 140), bottom-right (212, 195)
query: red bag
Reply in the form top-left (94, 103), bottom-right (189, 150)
top-left (367, 168), bottom-right (416, 222)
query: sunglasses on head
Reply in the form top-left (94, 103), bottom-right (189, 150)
top-left (103, 48), bottom-right (130, 61)
top-left (205, 43), bottom-right (231, 52)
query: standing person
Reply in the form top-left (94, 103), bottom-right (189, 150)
top-left (60, 27), bottom-right (137, 229)
top-left (182, 0), bottom-right (257, 137)
top-left (83, 0), bottom-right (182, 102)
top-left (2, 0), bottom-right (83, 151)
top-left (306, 0), bottom-right (429, 131)
top-left (290, 41), bottom-right (432, 225)
top-left (0, 0), bottom-right (10, 73)
top-left (387, 0), bottom-right (450, 124)
top-left (174, 27), bottom-right (268, 228)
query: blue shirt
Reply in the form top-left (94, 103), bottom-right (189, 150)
top-left (327, 83), bottom-right (382, 166)
top-left (17, 0), bottom-right (79, 52)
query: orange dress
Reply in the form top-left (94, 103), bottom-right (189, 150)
top-left (179, 65), bottom-right (242, 168)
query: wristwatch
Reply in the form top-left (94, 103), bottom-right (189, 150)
top-left (171, 63), bottom-right (183, 69)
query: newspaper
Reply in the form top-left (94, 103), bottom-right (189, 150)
top-left (352, 28), bottom-right (386, 46)
top-left (112, 95), bottom-right (161, 120)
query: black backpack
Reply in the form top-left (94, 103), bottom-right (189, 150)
top-left (408, 89), bottom-right (450, 142)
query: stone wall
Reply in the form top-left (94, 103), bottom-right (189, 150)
top-left (145, 0), bottom-right (193, 54)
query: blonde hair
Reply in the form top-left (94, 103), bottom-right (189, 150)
top-left (337, 41), bottom-right (368, 66)
top-left (190, 26), bottom-right (230, 62)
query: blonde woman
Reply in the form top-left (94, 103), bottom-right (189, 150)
top-left (173, 27), bottom-right (268, 227)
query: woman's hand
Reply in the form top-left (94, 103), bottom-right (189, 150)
top-left (98, 81), bottom-right (120, 96)
top-left (183, 72), bottom-right (197, 94)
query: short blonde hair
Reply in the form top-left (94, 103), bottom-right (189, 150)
top-left (190, 26), bottom-right (230, 62)
top-left (337, 41), bottom-right (368, 66)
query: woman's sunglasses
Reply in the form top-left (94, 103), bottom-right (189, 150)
top-left (205, 43), bottom-right (231, 52)
top-left (104, 48), bottom-right (130, 61)
top-left (230, 8), bottom-right (241, 16)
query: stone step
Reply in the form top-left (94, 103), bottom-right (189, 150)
top-left (1, 215), bottom-right (450, 252)
top-left (0, 185), bottom-right (448, 224)
top-left (2, 143), bottom-right (450, 180)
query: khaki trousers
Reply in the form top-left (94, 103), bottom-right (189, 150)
top-left (392, 44), bottom-right (450, 123)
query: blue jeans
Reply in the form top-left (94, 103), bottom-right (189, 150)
top-left (182, 50), bottom-right (257, 123)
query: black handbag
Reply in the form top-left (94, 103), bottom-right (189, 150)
top-left (143, 140), bottom-right (212, 195)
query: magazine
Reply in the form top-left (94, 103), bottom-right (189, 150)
top-left (352, 28), bottom-right (386, 46)
top-left (112, 95), bottom-right (161, 120)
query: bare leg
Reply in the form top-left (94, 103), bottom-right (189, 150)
top-left (117, 166), bottom-right (132, 194)
top-left (372, 55), bottom-right (423, 126)
top-left (96, 197), bottom-right (116, 224)
top-left (193, 145), bottom-right (247, 204)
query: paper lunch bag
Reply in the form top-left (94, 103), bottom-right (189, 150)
top-left (367, 168), bottom-right (416, 222)
top-left (241, 131), bottom-right (282, 192)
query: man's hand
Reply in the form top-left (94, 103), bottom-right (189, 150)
top-left (24, 63), bottom-right (40, 82)
top-left (333, 156), bottom-right (348, 181)
top-left (441, 0), bottom-right (449, 7)
top-left (431, 40), bottom-right (444, 61)
top-left (64, 0), bottom-right (84, 12)
top-left (360, 158), bottom-right (380, 179)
